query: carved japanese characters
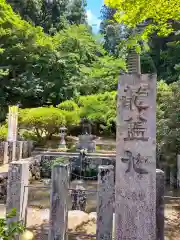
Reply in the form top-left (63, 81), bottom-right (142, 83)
top-left (121, 84), bottom-right (149, 141)
top-left (121, 150), bottom-right (148, 177)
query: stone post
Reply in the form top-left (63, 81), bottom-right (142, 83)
top-left (177, 155), bottom-right (180, 187)
top-left (96, 165), bottom-right (114, 240)
top-left (19, 141), bottom-right (23, 159)
top-left (3, 141), bottom-right (9, 164)
top-left (22, 141), bottom-right (29, 158)
top-left (156, 169), bottom-right (165, 240)
top-left (48, 164), bottom-right (69, 240)
top-left (0, 142), bottom-right (5, 165)
top-left (6, 161), bottom-right (29, 225)
top-left (170, 165), bottom-right (175, 188)
top-left (116, 74), bottom-right (156, 239)
top-left (12, 141), bottom-right (16, 161)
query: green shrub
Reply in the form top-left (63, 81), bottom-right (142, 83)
top-left (57, 100), bottom-right (80, 128)
top-left (0, 208), bottom-right (25, 239)
top-left (19, 107), bottom-right (66, 141)
top-left (62, 110), bottom-right (80, 128)
top-left (20, 130), bottom-right (38, 142)
top-left (75, 92), bottom-right (116, 135)
top-left (57, 100), bottom-right (79, 111)
top-left (53, 157), bottom-right (68, 166)
top-left (0, 125), bottom-right (8, 141)
top-left (41, 157), bottom-right (68, 178)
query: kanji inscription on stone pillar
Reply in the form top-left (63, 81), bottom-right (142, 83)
top-left (116, 74), bottom-right (156, 240)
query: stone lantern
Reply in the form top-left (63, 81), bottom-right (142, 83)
top-left (59, 126), bottom-right (67, 149)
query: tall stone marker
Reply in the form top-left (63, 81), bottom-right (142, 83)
top-left (116, 73), bottom-right (156, 240)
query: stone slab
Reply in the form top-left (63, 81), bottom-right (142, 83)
top-left (115, 74), bottom-right (156, 240)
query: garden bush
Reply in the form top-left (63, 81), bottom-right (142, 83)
top-left (20, 129), bottom-right (39, 142)
top-left (75, 92), bottom-right (116, 135)
top-left (41, 157), bottom-right (68, 178)
top-left (0, 208), bottom-right (25, 239)
top-left (19, 107), bottom-right (66, 142)
top-left (62, 110), bottom-right (80, 128)
top-left (0, 125), bottom-right (8, 141)
top-left (57, 100), bottom-right (79, 112)
top-left (57, 100), bottom-right (80, 130)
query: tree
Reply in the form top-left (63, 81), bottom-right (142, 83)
top-left (66, 0), bottom-right (87, 25)
top-left (105, 0), bottom-right (180, 39)
top-left (0, 0), bottom-right (55, 115)
top-left (57, 100), bottom-right (80, 128)
top-left (0, 0), bottom-right (126, 121)
top-left (19, 107), bottom-right (66, 141)
top-left (100, 4), bottom-right (130, 57)
top-left (148, 30), bottom-right (180, 82)
top-left (6, 0), bottom-right (87, 34)
top-left (0, 2), bottom-right (106, 112)
top-left (79, 56), bottom-right (125, 95)
top-left (76, 92), bottom-right (117, 135)
top-left (157, 80), bottom-right (180, 164)
top-left (100, 5), bottom-right (118, 55)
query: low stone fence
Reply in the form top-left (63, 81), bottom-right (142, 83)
top-left (4, 161), bottom-right (165, 240)
top-left (0, 141), bottom-right (34, 165)
top-left (41, 152), bottom-right (116, 179)
top-left (0, 152), bottom-right (115, 201)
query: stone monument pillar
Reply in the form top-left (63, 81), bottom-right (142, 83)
top-left (169, 165), bottom-right (176, 188)
top-left (116, 73), bottom-right (156, 239)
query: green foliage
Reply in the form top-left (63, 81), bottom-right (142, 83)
top-left (105, 0), bottom-right (180, 39)
top-left (0, 208), bottom-right (25, 239)
top-left (41, 157), bottom-right (68, 178)
top-left (79, 56), bottom-right (126, 95)
top-left (76, 92), bottom-right (116, 135)
top-left (157, 41), bottom-right (180, 83)
top-left (53, 157), bottom-right (68, 166)
top-left (157, 80), bottom-right (180, 164)
top-left (20, 130), bottom-right (38, 141)
top-left (0, 0), bottom-right (58, 108)
top-left (6, 0), bottom-right (87, 33)
top-left (62, 110), bottom-right (80, 128)
top-left (0, 1), bottom-right (125, 115)
top-left (0, 125), bottom-right (8, 141)
top-left (57, 100), bottom-right (80, 128)
top-left (100, 5), bottom-right (128, 57)
top-left (19, 107), bottom-right (66, 141)
top-left (101, 2), bottom-right (180, 82)
top-left (57, 100), bottom-right (79, 111)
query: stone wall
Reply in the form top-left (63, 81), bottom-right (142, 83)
top-left (41, 154), bottom-right (115, 179)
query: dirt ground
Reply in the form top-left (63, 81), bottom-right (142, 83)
top-left (1, 198), bottom-right (180, 240)
top-left (164, 199), bottom-right (180, 240)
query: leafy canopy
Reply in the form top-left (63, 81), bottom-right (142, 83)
top-left (105, 0), bottom-right (180, 38)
